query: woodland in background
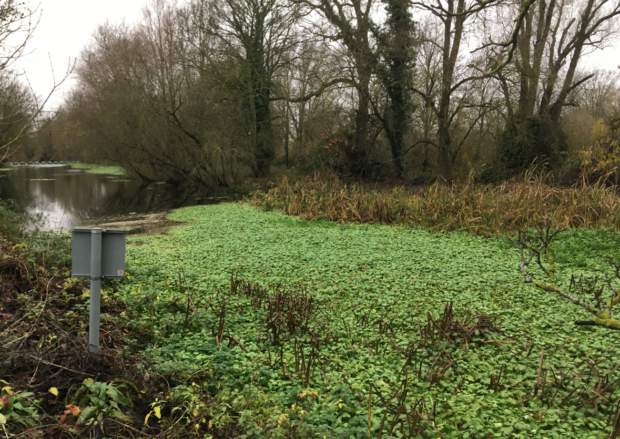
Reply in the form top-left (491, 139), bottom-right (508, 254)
top-left (4, 0), bottom-right (620, 188)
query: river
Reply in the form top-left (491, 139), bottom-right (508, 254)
top-left (0, 165), bottom-right (221, 231)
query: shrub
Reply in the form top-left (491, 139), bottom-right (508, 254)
top-left (0, 200), bottom-right (23, 239)
top-left (579, 114), bottom-right (620, 183)
top-left (500, 116), bottom-right (566, 176)
top-left (0, 201), bottom-right (70, 269)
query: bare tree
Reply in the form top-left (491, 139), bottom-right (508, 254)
top-left (0, 0), bottom-right (39, 161)
top-left (410, 0), bottom-right (535, 181)
top-left (497, 0), bottom-right (620, 172)
top-left (0, 1), bottom-right (74, 162)
top-left (63, 1), bottom-right (260, 187)
top-left (0, 73), bottom-right (35, 159)
top-left (0, 0), bottom-right (37, 72)
top-left (272, 41), bottom-right (354, 169)
top-left (206, 0), bottom-right (301, 176)
top-left (572, 69), bottom-right (620, 119)
top-left (293, 0), bottom-right (380, 176)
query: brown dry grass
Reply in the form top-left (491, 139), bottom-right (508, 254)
top-left (247, 171), bottom-right (620, 236)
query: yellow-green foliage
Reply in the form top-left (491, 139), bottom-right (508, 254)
top-left (593, 293), bottom-right (620, 324)
top-left (593, 317), bottom-right (620, 329)
top-left (247, 173), bottom-right (620, 236)
top-left (579, 116), bottom-right (620, 178)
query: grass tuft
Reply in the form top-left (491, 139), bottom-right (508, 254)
top-left (247, 172), bottom-right (620, 235)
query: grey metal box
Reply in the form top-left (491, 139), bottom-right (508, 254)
top-left (72, 228), bottom-right (126, 278)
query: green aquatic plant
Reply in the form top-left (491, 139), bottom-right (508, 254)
top-left (69, 163), bottom-right (125, 176)
top-left (118, 203), bottom-right (620, 438)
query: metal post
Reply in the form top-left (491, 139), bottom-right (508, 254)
top-left (89, 228), bottom-right (102, 355)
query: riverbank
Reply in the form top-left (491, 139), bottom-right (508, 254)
top-left (247, 173), bottom-right (620, 236)
top-left (0, 231), bottom-right (161, 437)
top-left (3, 197), bottom-right (620, 437)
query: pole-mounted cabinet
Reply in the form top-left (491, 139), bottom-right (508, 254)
top-left (72, 228), bottom-right (126, 355)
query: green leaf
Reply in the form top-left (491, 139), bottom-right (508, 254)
top-left (112, 409), bottom-right (133, 423)
top-left (111, 378), bottom-right (140, 394)
top-left (78, 406), bottom-right (99, 423)
top-left (117, 204), bottom-right (620, 437)
top-left (88, 395), bottom-right (104, 407)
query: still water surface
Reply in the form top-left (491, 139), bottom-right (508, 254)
top-left (0, 165), bottom-right (215, 230)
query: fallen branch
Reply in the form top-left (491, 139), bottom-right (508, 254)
top-left (224, 335), bottom-right (249, 353)
top-left (511, 216), bottom-right (620, 330)
top-left (25, 354), bottom-right (94, 376)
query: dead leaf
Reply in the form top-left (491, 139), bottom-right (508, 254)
top-left (66, 404), bottom-right (81, 416)
top-left (59, 405), bottom-right (80, 424)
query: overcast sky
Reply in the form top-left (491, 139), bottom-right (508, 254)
top-left (13, 0), bottom-right (620, 112)
top-left (14, 0), bottom-right (149, 110)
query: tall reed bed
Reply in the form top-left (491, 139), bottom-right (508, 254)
top-left (247, 172), bottom-right (620, 235)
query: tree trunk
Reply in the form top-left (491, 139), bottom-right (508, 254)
top-left (284, 104), bottom-right (289, 168)
top-left (355, 95), bottom-right (369, 165)
top-left (254, 86), bottom-right (273, 176)
top-left (433, 0), bottom-right (464, 182)
top-left (349, 72), bottom-right (371, 177)
top-left (379, 0), bottom-right (415, 177)
top-left (437, 123), bottom-right (454, 182)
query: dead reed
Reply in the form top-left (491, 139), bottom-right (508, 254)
top-left (246, 171), bottom-right (620, 235)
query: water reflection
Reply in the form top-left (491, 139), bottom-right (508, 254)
top-left (0, 165), bottom-right (221, 230)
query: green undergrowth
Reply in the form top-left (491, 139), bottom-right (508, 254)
top-left (69, 162), bottom-right (125, 176)
top-left (0, 202), bottom-right (71, 269)
top-left (119, 203), bottom-right (620, 438)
